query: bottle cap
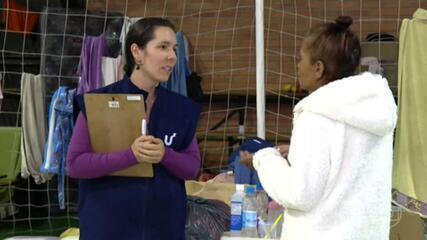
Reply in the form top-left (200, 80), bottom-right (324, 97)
top-left (245, 185), bottom-right (255, 195)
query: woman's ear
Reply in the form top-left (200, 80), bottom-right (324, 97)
top-left (314, 60), bottom-right (325, 80)
top-left (130, 43), bottom-right (142, 60)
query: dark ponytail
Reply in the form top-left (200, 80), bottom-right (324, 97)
top-left (124, 18), bottom-right (176, 77)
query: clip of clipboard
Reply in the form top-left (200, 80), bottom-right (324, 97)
top-left (84, 93), bottom-right (153, 177)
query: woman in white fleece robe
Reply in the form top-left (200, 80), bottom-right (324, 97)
top-left (253, 16), bottom-right (397, 240)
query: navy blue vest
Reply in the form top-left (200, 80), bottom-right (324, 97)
top-left (74, 76), bottom-right (201, 240)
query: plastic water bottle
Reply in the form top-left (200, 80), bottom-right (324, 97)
top-left (242, 185), bottom-right (258, 237)
top-left (256, 183), bottom-right (269, 237)
top-left (230, 184), bottom-right (245, 232)
top-left (256, 183), bottom-right (269, 220)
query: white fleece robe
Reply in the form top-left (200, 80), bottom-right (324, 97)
top-left (253, 72), bottom-right (397, 240)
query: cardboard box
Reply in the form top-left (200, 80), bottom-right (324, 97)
top-left (390, 211), bottom-right (425, 240)
top-left (186, 180), bottom-right (236, 206)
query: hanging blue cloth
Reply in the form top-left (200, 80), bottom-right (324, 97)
top-left (42, 87), bottom-right (76, 209)
top-left (161, 32), bottom-right (190, 96)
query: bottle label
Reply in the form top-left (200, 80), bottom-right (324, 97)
top-left (231, 202), bottom-right (242, 215)
top-left (242, 210), bottom-right (257, 228)
top-left (230, 201), bottom-right (243, 231)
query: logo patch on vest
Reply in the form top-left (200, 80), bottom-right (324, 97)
top-left (164, 133), bottom-right (177, 146)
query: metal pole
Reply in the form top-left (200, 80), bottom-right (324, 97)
top-left (255, 0), bottom-right (265, 139)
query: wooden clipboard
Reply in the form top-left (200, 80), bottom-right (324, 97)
top-left (84, 94), bottom-right (153, 177)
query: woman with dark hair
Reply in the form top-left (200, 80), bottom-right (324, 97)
top-left (67, 18), bottom-right (201, 239)
top-left (253, 16), bottom-right (397, 239)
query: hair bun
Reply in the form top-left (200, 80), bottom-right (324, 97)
top-left (335, 16), bottom-right (353, 30)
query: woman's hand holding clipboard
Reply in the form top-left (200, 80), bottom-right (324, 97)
top-left (131, 118), bottom-right (165, 164)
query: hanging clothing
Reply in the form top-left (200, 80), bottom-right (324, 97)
top-left (77, 35), bottom-right (108, 94)
top-left (20, 73), bottom-right (49, 184)
top-left (42, 87), bottom-right (76, 209)
top-left (161, 32), bottom-right (190, 96)
top-left (119, 16), bottom-right (142, 56)
top-left (0, 74), bottom-right (3, 100)
top-left (392, 8), bottom-right (427, 218)
top-left (0, 127), bottom-right (21, 218)
top-left (2, 0), bottom-right (39, 36)
top-left (254, 72), bottom-right (397, 240)
top-left (101, 56), bottom-right (122, 86)
top-left (360, 57), bottom-right (384, 75)
top-left (70, 75), bottom-right (201, 240)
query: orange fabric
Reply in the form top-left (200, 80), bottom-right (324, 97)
top-left (2, 0), bottom-right (39, 35)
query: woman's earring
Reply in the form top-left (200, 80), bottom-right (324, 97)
top-left (136, 60), bottom-right (142, 70)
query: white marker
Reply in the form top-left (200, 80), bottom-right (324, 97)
top-left (141, 118), bottom-right (147, 136)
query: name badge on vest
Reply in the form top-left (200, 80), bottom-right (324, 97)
top-left (164, 133), bottom-right (177, 146)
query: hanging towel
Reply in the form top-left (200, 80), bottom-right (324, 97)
top-left (392, 8), bottom-right (427, 218)
top-left (161, 32), bottom-right (190, 96)
top-left (77, 35), bottom-right (107, 94)
top-left (42, 87), bottom-right (76, 209)
top-left (102, 56), bottom-right (122, 86)
top-left (20, 73), bottom-right (49, 184)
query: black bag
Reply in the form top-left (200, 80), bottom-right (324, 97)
top-left (185, 196), bottom-right (230, 240)
top-left (186, 72), bottom-right (204, 103)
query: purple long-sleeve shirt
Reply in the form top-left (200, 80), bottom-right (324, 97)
top-left (67, 113), bottom-right (201, 180)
